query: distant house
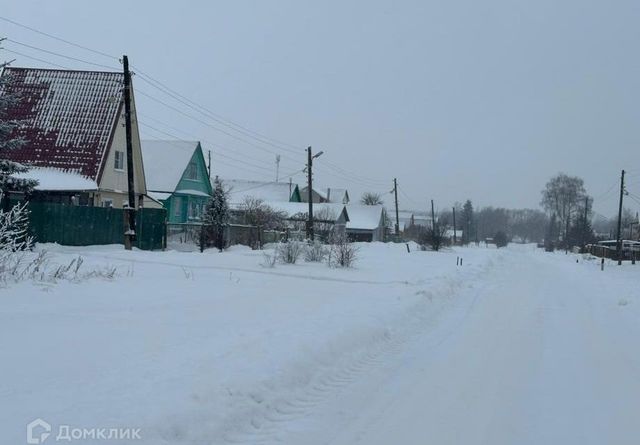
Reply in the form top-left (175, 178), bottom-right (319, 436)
top-left (326, 187), bottom-right (350, 204)
top-left (300, 186), bottom-right (350, 204)
top-left (445, 229), bottom-right (463, 243)
top-left (269, 201), bottom-right (349, 235)
top-left (224, 179), bottom-right (302, 207)
top-left (1, 67), bottom-right (156, 208)
top-left (345, 205), bottom-right (387, 242)
top-left (390, 210), bottom-right (432, 232)
top-left (141, 140), bottom-right (212, 223)
top-left (300, 186), bottom-right (328, 203)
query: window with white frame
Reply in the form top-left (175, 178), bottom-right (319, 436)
top-left (173, 197), bottom-right (182, 218)
top-left (114, 150), bottom-right (125, 170)
top-left (188, 200), bottom-right (203, 220)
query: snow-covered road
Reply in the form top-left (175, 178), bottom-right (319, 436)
top-left (281, 249), bottom-right (640, 445)
top-left (2, 244), bottom-right (639, 444)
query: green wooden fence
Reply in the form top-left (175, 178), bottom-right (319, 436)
top-left (25, 202), bottom-right (166, 250)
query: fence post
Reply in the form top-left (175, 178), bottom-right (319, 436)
top-left (601, 258), bottom-right (605, 271)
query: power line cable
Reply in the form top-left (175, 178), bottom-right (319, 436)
top-left (133, 72), bottom-right (305, 155)
top-left (4, 38), bottom-right (120, 70)
top-left (0, 15), bottom-right (118, 60)
top-left (1, 47), bottom-right (69, 69)
top-left (0, 15), bottom-right (306, 156)
top-left (319, 158), bottom-right (388, 186)
top-left (137, 115), bottom-right (297, 174)
top-left (135, 88), bottom-right (303, 165)
top-left (138, 121), bottom-right (283, 179)
top-left (1, 16), bottom-right (392, 193)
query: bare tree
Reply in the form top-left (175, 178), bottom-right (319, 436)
top-left (241, 197), bottom-right (287, 231)
top-left (361, 192), bottom-right (384, 206)
top-left (313, 207), bottom-right (337, 241)
top-left (540, 173), bottom-right (587, 246)
top-left (327, 232), bottom-right (358, 267)
top-left (241, 197), bottom-right (287, 248)
top-left (420, 223), bottom-right (448, 252)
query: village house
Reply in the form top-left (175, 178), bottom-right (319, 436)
top-left (326, 187), bottom-right (350, 204)
top-left (300, 186), bottom-right (350, 204)
top-left (141, 140), bottom-right (212, 223)
top-left (268, 201), bottom-right (350, 237)
top-left (224, 179), bottom-right (302, 208)
top-left (2, 67), bottom-right (155, 208)
top-left (300, 186), bottom-right (327, 203)
top-left (345, 204), bottom-right (387, 242)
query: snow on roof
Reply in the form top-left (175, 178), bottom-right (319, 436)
top-left (141, 140), bottom-right (199, 193)
top-left (174, 189), bottom-right (210, 197)
top-left (345, 205), bottom-right (385, 230)
top-left (326, 187), bottom-right (349, 203)
top-left (1, 68), bottom-right (124, 180)
top-left (148, 191), bottom-right (172, 202)
top-left (266, 202), bottom-right (347, 220)
top-left (14, 167), bottom-right (97, 191)
top-left (301, 186), bottom-right (327, 200)
top-left (223, 179), bottom-right (298, 205)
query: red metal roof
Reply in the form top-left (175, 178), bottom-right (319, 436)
top-left (1, 67), bottom-right (123, 180)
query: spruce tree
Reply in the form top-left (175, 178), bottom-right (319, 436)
top-left (0, 59), bottom-right (37, 199)
top-left (202, 177), bottom-right (229, 251)
top-left (461, 200), bottom-right (474, 244)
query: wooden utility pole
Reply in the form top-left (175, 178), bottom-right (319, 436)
top-left (431, 199), bottom-right (436, 231)
top-left (307, 147), bottom-right (313, 240)
top-left (305, 147), bottom-right (323, 240)
top-left (582, 196), bottom-right (589, 249)
top-left (122, 55), bottom-right (136, 250)
top-left (207, 150), bottom-right (211, 179)
top-left (275, 154), bottom-right (281, 182)
top-left (393, 178), bottom-right (400, 237)
top-left (616, 169), bottom-right (626, 265)
top-left (452, 206), bottom-right (457, 245)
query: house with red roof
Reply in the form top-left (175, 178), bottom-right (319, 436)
top-left (0, 67), bottom-right (157, 208)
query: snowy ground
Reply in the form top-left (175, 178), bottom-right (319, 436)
top-left (1, 243), bottom-right (639, 444)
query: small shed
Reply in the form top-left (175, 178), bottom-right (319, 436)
top-left (345, 205), bottom-right (387, 242)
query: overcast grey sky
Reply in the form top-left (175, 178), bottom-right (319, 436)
top-left (2, 0), bottom-right (639, 217)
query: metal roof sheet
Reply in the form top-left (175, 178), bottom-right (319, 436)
top-left (1, 67), bottom-right (124, 180)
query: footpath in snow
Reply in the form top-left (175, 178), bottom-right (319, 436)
top-left (2, 243), bottom-right (639, 444)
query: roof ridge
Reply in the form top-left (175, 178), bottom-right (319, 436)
top-left (5, 66), bottom-right (122, 75)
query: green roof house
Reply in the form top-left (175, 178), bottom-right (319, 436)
top-left (141, 140), bottom-right (212, 223)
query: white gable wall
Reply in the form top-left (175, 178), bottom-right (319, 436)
top-left (97, 94), bottom-right (148, 207)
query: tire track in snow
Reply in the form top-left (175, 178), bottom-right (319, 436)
top-left (200, 257), bottom-right (502, 445)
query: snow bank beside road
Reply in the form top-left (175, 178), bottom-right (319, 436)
top-left (1, 242), bottom-right (498, 444)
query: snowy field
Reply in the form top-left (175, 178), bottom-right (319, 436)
top-left (1, 243), bottom-right (639, 444)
